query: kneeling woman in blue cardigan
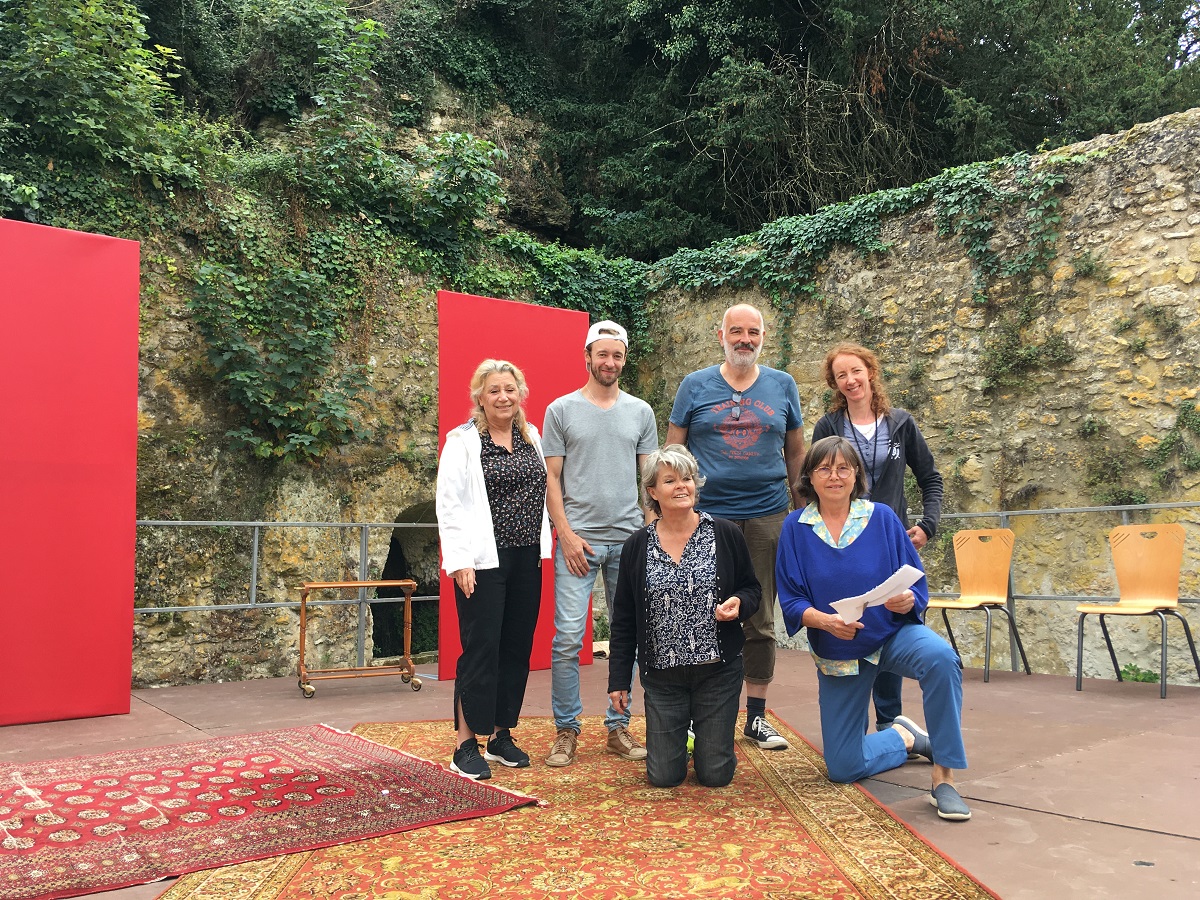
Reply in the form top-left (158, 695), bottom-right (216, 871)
top-left (608, 444), bottom-right (761, 788)
top-left (777, 436), bottom-right (971, 821)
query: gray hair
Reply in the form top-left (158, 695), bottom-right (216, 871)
top-left (640, 444), bottom-right (707, 515)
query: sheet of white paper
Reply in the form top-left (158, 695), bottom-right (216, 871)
top-left (829, 564), bottom-right (925, 624)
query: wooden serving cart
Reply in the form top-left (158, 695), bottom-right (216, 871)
top-left (296, 579), bottom-right (421, 698)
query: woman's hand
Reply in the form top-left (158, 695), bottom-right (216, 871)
top-left (714, 595), bottom-right (741, 621)
top-left (803, 607), bottom-right (864, 640)
top-left (825, 612), bottom-right (864, 640)
top-left (884, 589), bottom-right (915, 615)
top-left (609, 690), bottom-right (629, 715)
top-left (450, 568), bottom-right (476, 598)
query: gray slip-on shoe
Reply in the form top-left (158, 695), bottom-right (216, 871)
top-left (893, 715), bottom-right (933, 763)
top-left (929, 783), bottom-right (972, 820)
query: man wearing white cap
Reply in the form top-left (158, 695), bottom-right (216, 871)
top-left (542, 320), bottom-right (658, 768)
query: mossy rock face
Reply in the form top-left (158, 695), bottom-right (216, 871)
top-left (132, 109), bottom-right (1200, 686)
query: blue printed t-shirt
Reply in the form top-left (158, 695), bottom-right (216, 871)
top-left (669, 364), bottom-right (803, 518)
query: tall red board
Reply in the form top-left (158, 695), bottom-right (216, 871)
top-left (0, 220), bottom-right (139, 725)
top-left (436, 291), bottom-right (590, 682)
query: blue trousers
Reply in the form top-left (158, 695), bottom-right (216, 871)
top-left (817, 623), bottom-right (967, 784)
top-left (550, 542), bottom-right (631, 732)
top-left (641, 656), bottom-right (744, 788)
top-left (873, 670), bottom-right (903, 728)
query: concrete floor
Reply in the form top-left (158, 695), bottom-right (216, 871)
top-left (3, 650), bottom-right (1199, 899)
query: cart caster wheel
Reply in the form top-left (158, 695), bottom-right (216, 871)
top-left (301, 684), bottom-right (316, 699)
top-left (411, 678), bottom-right (422, 691)
top-left (401, 673), bottom-right (412, 684)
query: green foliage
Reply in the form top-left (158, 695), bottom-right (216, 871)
top-left (980, 329), bottom-right (1075, 392)
top-left (1071, 249), bottom-right (1110, 280)
top-left (1147, 400), bottom-right (1200, 486)
top-left (647, 151), bottom-right (1076, 370)
top-left (190, 260), bottom-right (373, 458)
top-left (1077, 416), bottom-right (1106, 440)
top-left (1120, 663), bottom-right (1159, 684)
top-left (402, 133), bottom-right (508, 260)
top-left (1084, 431), bottom-right (1149, 506)
top-left (1144, 303), bottom-right (1180, 338)
top-left (0, 0), bottom-right (236, 209)
top-left (933, 1), bottom-right (1199, 158)
top-left (464, 231), bottom-right (652, 357)
top-left (0, 1), bottom-right (180, 167)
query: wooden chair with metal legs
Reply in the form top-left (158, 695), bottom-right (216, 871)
top-left (929, 528), bottom-right (1030, 682)
top-left (1076, 523), bottom-right (1200, 699)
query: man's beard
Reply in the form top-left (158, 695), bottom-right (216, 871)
top-left (723, 341), bottom-right (761, 369)
top-left (588, 362), bottom-right (620, 386)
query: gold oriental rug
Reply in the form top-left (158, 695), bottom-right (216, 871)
top-left (162, 715), bottom-right (997, 900)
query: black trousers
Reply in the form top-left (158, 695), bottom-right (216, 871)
top-left (454, 545), bottom-right (542, 736)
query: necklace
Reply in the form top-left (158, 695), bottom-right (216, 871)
top-left (581, 385), bottom-right (617, 409)
top-left (846, 412), bottom-right (881, 491)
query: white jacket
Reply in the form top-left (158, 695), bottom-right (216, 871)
top-left (435, 421), bottom-right (552, 574)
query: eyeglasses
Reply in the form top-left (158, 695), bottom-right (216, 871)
top-left (731, 390), bottom-right (742, 421)
top-left (813, 465), bottom-right (855, 480)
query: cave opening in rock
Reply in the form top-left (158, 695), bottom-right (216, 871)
top-left (374, 502), bottom-right (440, 658)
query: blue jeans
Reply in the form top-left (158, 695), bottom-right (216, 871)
top-left (641, 656), bottom-right (744, 788)
top-left (817, 623), bottom-right (967, 784)
top-left (873, 671), bottom-right (904, 728)
top-left (551, 541), bottom-right (630, 733)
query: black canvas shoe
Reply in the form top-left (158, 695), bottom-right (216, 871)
top-left (451, 738), bottom-right (492, 780)
top-left (484, 729), bottom-right (531, 768)
top-left (744, 715), bottom-right (789, 750)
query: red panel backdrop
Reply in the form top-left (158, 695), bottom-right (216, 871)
top-left (0, 220), bottom-right (139, 725)
top-left (436, 291), bottom-right (590, 682)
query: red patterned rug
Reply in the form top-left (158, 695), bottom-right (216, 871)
top-left (0, 724), bottom-right (535, 900)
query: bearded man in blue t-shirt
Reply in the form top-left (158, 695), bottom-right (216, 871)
top-left (666, 303), bottom-right (805, 750)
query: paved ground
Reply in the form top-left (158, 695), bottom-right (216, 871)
top-left (4, 650), bottom-right (1198, 899)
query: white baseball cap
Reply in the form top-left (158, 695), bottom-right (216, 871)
top-left (585, 320), bottom-right (628, 349)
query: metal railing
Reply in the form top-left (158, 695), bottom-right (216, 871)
top-left (135, 519), bottom-right (438, 668)
top-left (135, 501), bottom-right (1200, 675)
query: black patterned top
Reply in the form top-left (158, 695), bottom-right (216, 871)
top-left (644, 512), bottom-right (721, 668)
top-left (480, 425), bottom-right (546, 549)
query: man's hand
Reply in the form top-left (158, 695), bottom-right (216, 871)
top-left (907, 526), bottom-right (928, 550)
top-left (609, 690), bottom-right (630, 715)
top-left (557, 528), bottom-right (595, 577)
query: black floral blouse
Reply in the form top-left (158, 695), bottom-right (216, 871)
top-left (644, 512), bottom-right (721, 668)
top-left (480, 424), bottom-right (546, 549)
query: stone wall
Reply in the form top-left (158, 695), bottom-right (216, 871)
top-left (132, 108), bottom-right (1200, 688)
top-left (641, 109), bottom-right (1200, 685)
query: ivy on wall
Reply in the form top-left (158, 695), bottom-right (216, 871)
top-left (649, 151), bottom-right (1085, 375)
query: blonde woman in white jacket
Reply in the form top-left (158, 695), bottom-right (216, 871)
top-left (436, 359), bottom-right (551, 780)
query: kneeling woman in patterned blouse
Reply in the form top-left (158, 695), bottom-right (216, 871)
top-left (436, 359), bottom-right (551, 781)
top-left (608, 445), bottom-right (761, 788)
